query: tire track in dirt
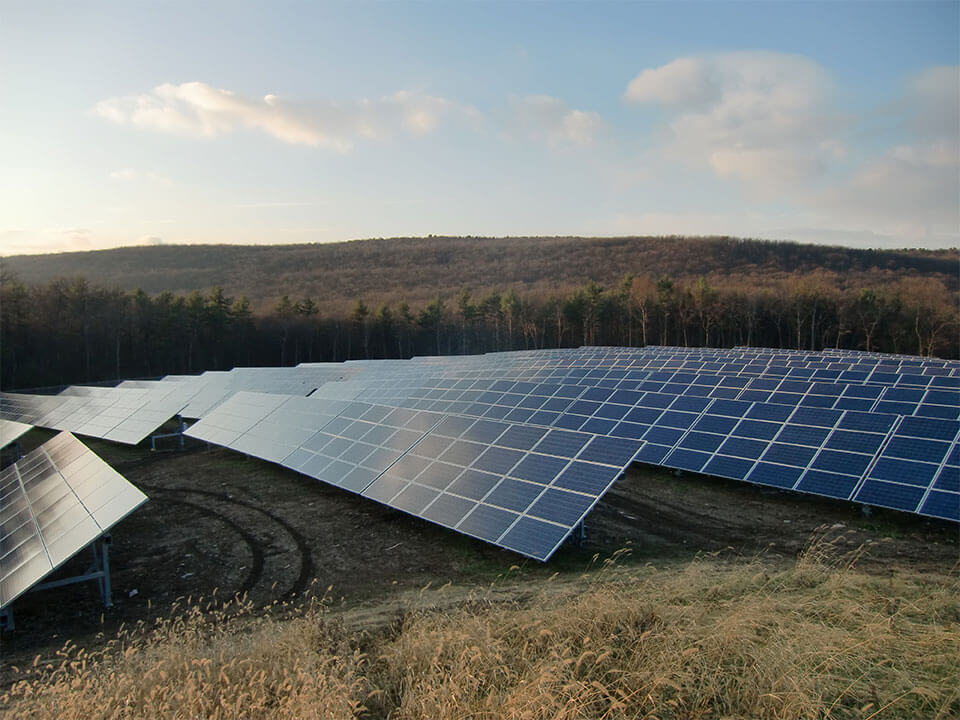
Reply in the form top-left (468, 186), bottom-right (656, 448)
top-left (148, 494), bottom-right (266, 595)
top-left (138, 481), bottom-right (314, 599)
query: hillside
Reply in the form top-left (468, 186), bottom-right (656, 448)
top-left (5, 236), bottom-right (958, 313)
top-left (2, 436), bottom-right (958, 719)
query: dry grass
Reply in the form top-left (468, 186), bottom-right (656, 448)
top-left (3, 541), bottom-right (958, 719)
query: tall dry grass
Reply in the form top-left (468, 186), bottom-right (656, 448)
top-left (3, 540), bottom-right (958, 719)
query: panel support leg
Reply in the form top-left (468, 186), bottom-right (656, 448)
top-left (96, 536), bottom-right (113, 608)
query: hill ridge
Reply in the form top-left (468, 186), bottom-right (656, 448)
top-left (4, 235), bottom-right (958, 313)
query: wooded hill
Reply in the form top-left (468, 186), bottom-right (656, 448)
top-left (2, 236), bottom-right (958, 389)
top-left (5, 236), bottom-right (958, 315)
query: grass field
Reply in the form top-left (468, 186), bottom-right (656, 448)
top-left (4, 538), bottom-right (958, 720)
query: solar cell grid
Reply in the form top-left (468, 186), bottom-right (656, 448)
top-left (0, 432), bottom-right (147, 608)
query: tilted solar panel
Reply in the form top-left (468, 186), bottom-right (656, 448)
top-left (0, 419), bottom-right (33, 450)
top-left (186, 393), bottom-right (640, 560)
top-left (0, 432), bottom-right (148, 608)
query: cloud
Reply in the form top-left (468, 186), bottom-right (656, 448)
top-left (138, 235), bottom-right (164, 246)
top-left (510, 95), bottom-right (604, 147)
top-left (809, 146), bottom-right (959, 244)
top-left (804, 65), bottom-right (959, 244)
top-left (95, 82), bottom-right (475, 151)
top-left (907, 65), bottom-right (959, 138)
top-left (623, 57), bottom-right (719, 108)
top-left (624, 52), bottom-right (841, 187)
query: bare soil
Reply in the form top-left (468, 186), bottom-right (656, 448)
top-left (1, 431), bottom-right (956, 685)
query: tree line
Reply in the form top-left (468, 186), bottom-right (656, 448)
top-left (1, 272), bottom-right (956, 390)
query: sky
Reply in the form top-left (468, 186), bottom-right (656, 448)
top-left (1, 1), bottom-right (958, 255)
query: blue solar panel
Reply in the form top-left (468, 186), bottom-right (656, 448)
top-left (811, 450), bottom-right (871, 476)
top-left (869, 458), bottom-right (937, 486)
top-left (795, 470), bottom-right (858, 498)
top-left (778, 425), bottom-right (831, 446)
top-left (703, 454), bottom-right (753, 479)
top-left (499, 517), bottom-right (571, 559)
top-left (854, 480), bottom-right (926, 510)
top-left (173, 348), bottom-right (960, 562)
top-left (719, 436), bottom-right (768, 459)
top-left (933, 465), bottom-right (960, 493)
top-left (748, 463), bottom-right (802, 488)
top-left (762, 443), bottom-right (817, 467)
top-left (679, 431), bottom-right (725, 452)
top-left (735, 420), bottom-right (781, 440)
top-left (897, 416), bottom-right (959, 441)
top-left (664, 448), bottom-right (711, 472)
top-left (457, 504), bottom-right (517, 542)
top-left (885, 437), bottom-right (950, 464)
top-left (528, 488), bottom-right (595, 526)
top-left (919, 491), bottom-right (960, 521)
top-left (635, 443), bottom-right (670, 464)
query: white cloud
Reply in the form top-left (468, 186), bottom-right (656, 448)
top-left (804, 65), bottom-right (959, 245)
top-left (138, 235), bottom-right (164, 246)
top-left (809, 147), bottom-right (959, 244)
top-left (95, 82), bottom-right (475, 151)
top-left (511, 95), bottom-right (603, 147)
top-left (907, 65), bottom-right (959, 138)
top-left (623, 57), bottom-right (719, 108)
top-left (624, 51), bottom-right (841, 187)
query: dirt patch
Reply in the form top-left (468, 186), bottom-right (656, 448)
top-left (1, 433), bottom-right (956, 685)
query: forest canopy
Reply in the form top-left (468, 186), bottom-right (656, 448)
top-left (2, 236), bottom-right (957, 390)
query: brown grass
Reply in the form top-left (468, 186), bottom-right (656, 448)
top-left (3, 541), bottom-right (958, 719)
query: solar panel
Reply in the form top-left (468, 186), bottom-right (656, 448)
top-left (0, 384), bottom-right (193, 445)
top-left (0, 420), bottom-right (32, 449)
top-left (187, 392), bottom-right (640, 560)
top-left (0, 432), bottom-right (148, 608)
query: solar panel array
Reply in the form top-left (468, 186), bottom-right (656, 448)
top-left (5, 346), bottom-right (959, 561)
top-left (187, 392), bottom-right (634, 559)
top-left (0, 364), bottom-right (361, 445)
top-left (0, 432), bottom-right (148, 608)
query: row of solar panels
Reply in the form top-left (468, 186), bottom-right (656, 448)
top-left (187, 349), bottom-right (958, 557)
top-left (2, 346), bottom-right (956, 451)
top-left (2, 346), bottom-right (958, 562)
